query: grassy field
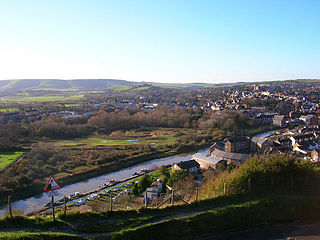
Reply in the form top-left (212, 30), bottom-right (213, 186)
top-left (48, 134), bottom-right (178, 148)
top-left (1, 95), bottom-right (84, 103)
top-left (115, 86), bottom-right (133, 92)
top-left (0, 152), bottom-right (24, 170)
top-left (0, 108), bottom-right (20, 112)
top-left (132, 86), bottom-right (150, 91)
top-left (115, 86), bottom-right (150, 92)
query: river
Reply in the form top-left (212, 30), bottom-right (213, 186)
top-left (0, 148), bottom-right (208, 216)
top-left (0, 130), bottom-right (274, 216)
top-left (253, 130), bottom-right (275, 138)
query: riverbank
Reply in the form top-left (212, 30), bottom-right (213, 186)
top-left (0, 148), bottom-right (209, 216)
top-left (0, 127), bottom-right (271, 214)
top-left (0, 128), bottom-right (212, 205)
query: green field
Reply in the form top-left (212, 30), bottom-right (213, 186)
top-left (115, 86), bottom-right (151, 92)
top-left (0, 108), bottom-right (19, 112)
top-left (0, 152), bottom-right (24, 170)
top-left (1, 95), bottom-right (84, 103)
top-left (132, 86), bottom-right (150, 91)
top-left (50, 135), bottom-right (177, 148)
top-left (115, 86), bottom-right (133, 92)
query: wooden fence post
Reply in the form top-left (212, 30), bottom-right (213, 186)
top-left (171, 189), bottom-right (174, 206)
top-left (145, 191), bottom-right (148, 208)
top-left (110, 196), bottom-right (113, 212)
top-left (51, 195), bottom-right (55, 221)
top-left (8, 196), bottom-right (12, 218)
top-left (196, 187), bottom-right (199, 202)
top-left (64, 196), bottom-right (67, 217)
top-left (224, 183), bottom-right (226, 195)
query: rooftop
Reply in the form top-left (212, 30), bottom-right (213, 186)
top-left (175, 159), bottom-right (200, 170)
top-left (210, 149), bottom-right (251, 162)
top-left (192, 153), bottom-right (223, 164)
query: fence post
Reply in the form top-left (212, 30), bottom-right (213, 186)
top-left (224, 183), bottom-right (226, 195)
top-left (51, 195), bottom-right (55, 221)
top-left (64, 196), bottom-right (67, 217)
top-left (8, 196), bottom-right (12, 218)
top-left (248, 178), bottom-right (251, 192)
top-left (171, 189), bottom-right (174, 206)
top-left (145, 191), bottom-right (148, 208)
top-left (196, 187), bottom-right (199, 202)
top-left (110, 196), bottom-right (113, 212)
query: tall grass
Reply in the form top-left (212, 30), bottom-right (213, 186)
top-left (200, 155), bottom-right (319, 199)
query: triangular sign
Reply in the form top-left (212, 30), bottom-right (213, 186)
top-left (44, 176), bottom-right (61, 192)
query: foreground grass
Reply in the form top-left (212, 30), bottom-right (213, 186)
top-left (0, 232), bottom-right (84, 240)
top-left (106, 196), bottom-right (320, 240)
top-left (0, 152), bottom-right (24, 170)
top-left (1, 195), bottom-right (320, 239)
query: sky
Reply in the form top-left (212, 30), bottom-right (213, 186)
top-left (0, 0), bottom-right (319, 84)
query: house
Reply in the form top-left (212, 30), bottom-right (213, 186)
top-left (311, 149), bottom-right (320, 162)
top-left (253, 114), bottom-right (274, 125)
top-left (209, 141), bottom-right (224, 153)
top-left (210, 149), bottom-right (251, 165)
top-left (273, 115), bottom-right (287, 128)
top-left (192, 153), bottom-right (224, 169)
top-left (223, 137), bottom-right (251, 153)
top-left (172, 160), bottom-right (200, 173)
top-left (251, 137), bottom-right (272, 153)
top-left (277, 138), bottom-right (292, 149)
top-left (290, 133), bottom-right (316, 146)
top-left (145, 186), bottom-right (159, 201)
top-left (299, 115), bottom-right (318, 125)
top-left (289, 111), bottom-right (302, 119)
top-left (143, 179), bottom-right (163, 203)
top-left (293, 143), bottom-right (310, 157)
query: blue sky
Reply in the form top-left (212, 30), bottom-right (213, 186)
top-left (0, 0), bottom-right (319, 83)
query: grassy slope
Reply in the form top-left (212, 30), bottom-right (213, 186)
top-left (1, 195), bottom-right (320, 240)
top-left (0, 232), bottom-right (84, 240)
top-left (0, 152), bottom-right (24, 170)
top-left (107, 196), bottom-right (320, 240)
top-left (2, 95), bottom-right (85, 103)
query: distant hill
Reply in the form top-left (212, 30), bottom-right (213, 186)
top-left (0, 79), bottom-right (141, 92)
top-left (1, 78), bottom-right (320, 93)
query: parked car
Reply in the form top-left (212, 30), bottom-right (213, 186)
top-left (74, 198), bottom-right (86, 206)
top-left (87, 194), bottom-right (99, 201)
top-left (68, 192), bottom-right (82, 200)
top-left (44, 201), bottom-right (58, 207)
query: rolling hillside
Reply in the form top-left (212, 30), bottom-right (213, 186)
top-left (0, 79), bottom-right (140, 92)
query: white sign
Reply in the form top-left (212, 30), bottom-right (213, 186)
top-left (47, 191), bottom-right (59, 197)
